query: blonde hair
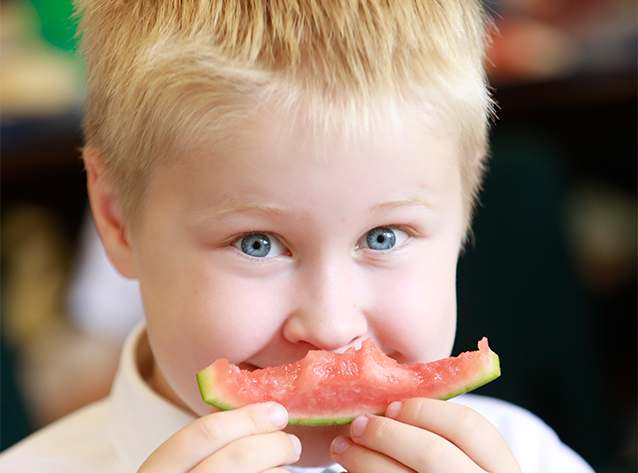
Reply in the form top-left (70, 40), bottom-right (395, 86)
top-left (76, 0), bottom-right (493, 232)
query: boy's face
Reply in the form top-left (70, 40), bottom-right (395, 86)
top-left (127, 105), bottom-right (464, 463)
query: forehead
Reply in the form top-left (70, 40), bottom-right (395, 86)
top-left (161, 103), bottom-right (462, 218)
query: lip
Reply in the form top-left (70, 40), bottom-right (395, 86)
top-left (236, 337), bottom-right (377, 373)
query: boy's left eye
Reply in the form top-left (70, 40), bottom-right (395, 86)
top-left (357, 226), bottom-right (409, 251)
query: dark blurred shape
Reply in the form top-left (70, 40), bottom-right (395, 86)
top-left (1, 337), bottom-right (33, 451)
top-left (455, 129), bottom-right (607, 465)
top-left (455, 67), bottom-right (637, 471)
top-left (485, 0), bottom-right (636, 83)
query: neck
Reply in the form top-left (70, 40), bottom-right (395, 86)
top-left (135, 330), bottom-right (195, 415)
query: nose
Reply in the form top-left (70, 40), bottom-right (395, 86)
top-left (283, 256), bottom-right (369, 351)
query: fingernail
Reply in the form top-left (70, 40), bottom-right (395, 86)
top-left (386, 401), bottom-right (402, 419)
top-left (350, 416), bottom-right (369, 438)
top-left (331, 436), bottom-right (350, 455)
top-left (269, 404), bottom-right (288, 428)
top-left (287, 434), bottom-right (302, 457)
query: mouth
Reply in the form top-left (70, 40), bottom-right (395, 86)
top-left (235, 339), bottom-right (370, 373)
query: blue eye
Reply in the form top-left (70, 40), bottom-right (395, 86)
top-left (234, 233), bottom-right (285, 258)
top-left (241, 234), bottom-right (270, 257)
top-left (360, 227), bottom-right (409, 251)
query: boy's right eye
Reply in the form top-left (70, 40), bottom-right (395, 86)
top-left (233, 233), bottom-right (286, 258)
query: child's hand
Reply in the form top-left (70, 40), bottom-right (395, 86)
top-left (138, 402), bottom-right (301, 472)
top-left (331, 398), bottom-right (521, 473)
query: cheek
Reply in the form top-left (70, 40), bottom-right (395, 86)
top-left (371, 248), bottom-right (458, 363)
top-left (141, 265), bottom-right (292, 414)
top-left (386, 276), bottom-right (456, 358)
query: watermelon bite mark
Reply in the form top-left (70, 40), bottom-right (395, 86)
top-left (197, 337), bottom-right (500, 426)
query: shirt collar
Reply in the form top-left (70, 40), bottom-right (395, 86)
top-left (108, 322), bottom-right (196, 471)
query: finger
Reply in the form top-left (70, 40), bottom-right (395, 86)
top-left (138, 402), bottom-right (289, 473)
top-left (192, 431), bottom-right (301, 473)
top-left (386, 399), bottom-right (520, 473)
top-left (331, 436), bottom-right (415, 473)
top-left (337, 416), bottom-right (482, 473)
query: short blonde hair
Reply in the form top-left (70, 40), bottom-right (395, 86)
top-left (76, 0), bottom-right (493, 232)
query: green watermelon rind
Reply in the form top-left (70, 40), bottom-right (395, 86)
top-left (434, 348), bottom-right (501, 401)
top-left (196, 368), bottom-right (369, 426)
top-left (197, 369), bottom-right (237, 411)
top-left (197, 345), bottom-right (501, 426)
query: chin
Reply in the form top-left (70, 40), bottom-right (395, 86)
top-left (285, 423), bottom-right (349, 467)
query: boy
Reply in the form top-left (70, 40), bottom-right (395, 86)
top-left (0, 1), bottom-right (594, 472)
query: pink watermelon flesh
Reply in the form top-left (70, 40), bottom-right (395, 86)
top-left (197, 337), bottom-right (500, 426)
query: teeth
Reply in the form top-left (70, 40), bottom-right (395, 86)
top-left (332, 338), bottom-right (366, 354)
top-left (237, 338), bottom-right (371, 371)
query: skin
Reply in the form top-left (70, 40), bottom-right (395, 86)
top-left (87, 104), bottom-right (520, 472)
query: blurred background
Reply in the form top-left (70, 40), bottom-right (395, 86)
top-left (1, 0), bottom-right (636, 471)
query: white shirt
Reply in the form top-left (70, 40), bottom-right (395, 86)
top-left (0, 323), bottom-right (594, 472)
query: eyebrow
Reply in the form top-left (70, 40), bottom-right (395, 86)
top-left (197, 191), bottom-right (436, 223)
top-left (371, 192), bottom-right (437, 213)
top-left (198, 200), bottom-right (300, 221)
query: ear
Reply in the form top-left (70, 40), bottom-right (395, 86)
top-left (84, 147), bottom-right (138, 279)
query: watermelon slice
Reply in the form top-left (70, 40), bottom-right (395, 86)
top-left (197, 337), bottom-right (500, 426)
